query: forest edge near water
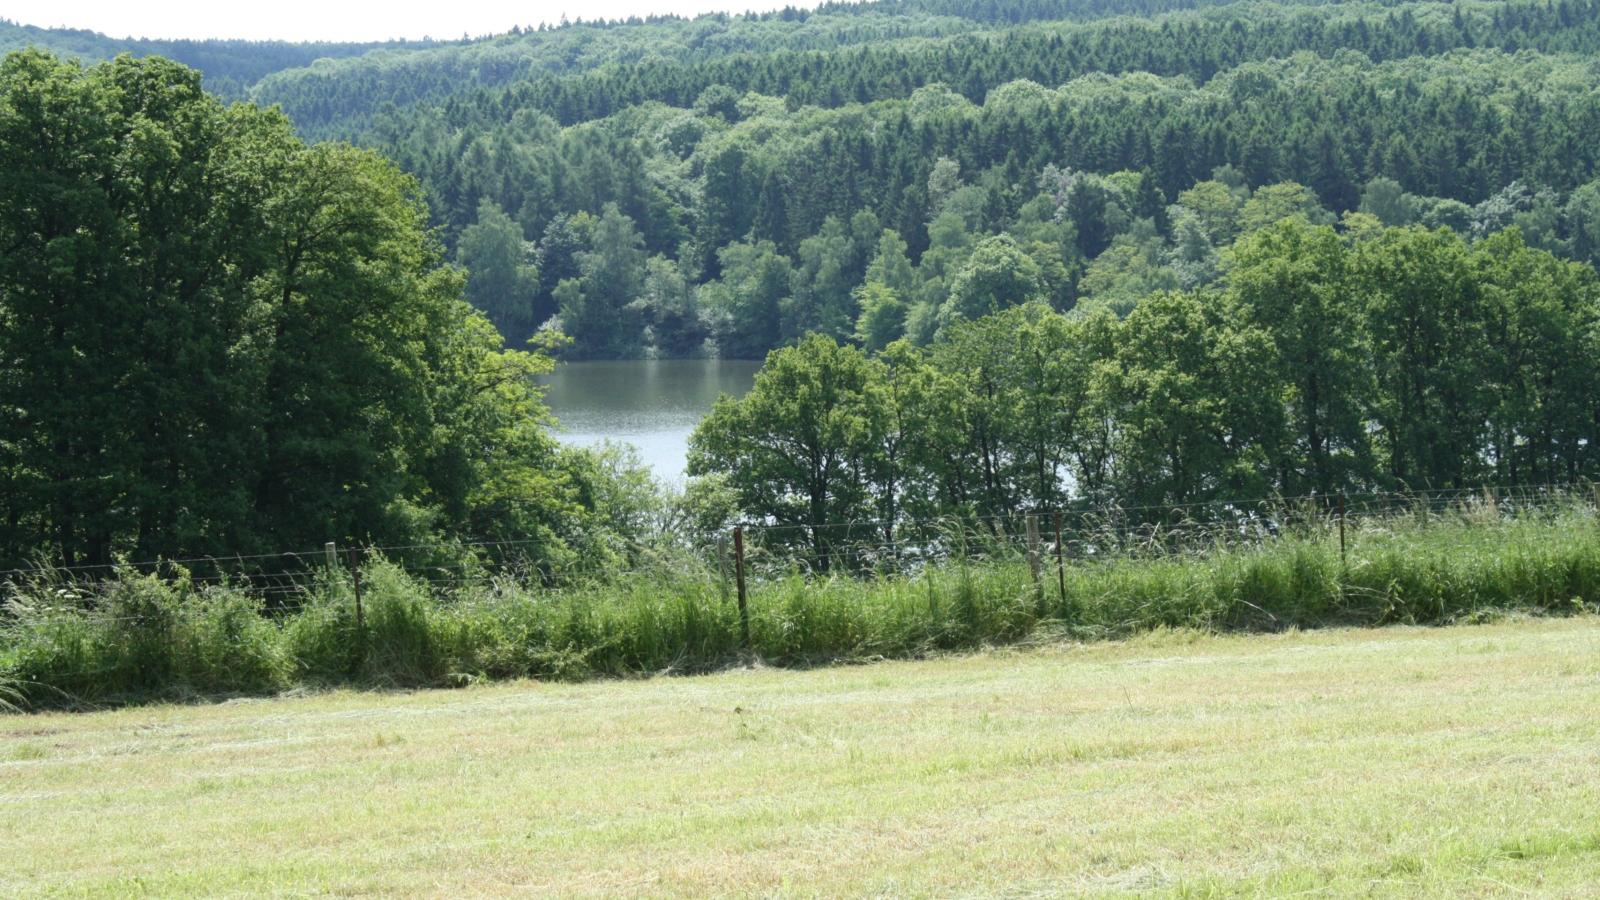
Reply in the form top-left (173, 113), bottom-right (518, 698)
top-left (5, 0), bottom-right (1600, 705)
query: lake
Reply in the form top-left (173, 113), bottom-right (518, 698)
top-left (539, 358), bottom-right (761, 481)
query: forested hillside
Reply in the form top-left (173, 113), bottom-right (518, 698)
top-left (250, 0), bottom-right (1346, 134)
top-left (6, 0), bottom-right (1600, 568)
top-left (223, 0), bottom-right (1600, 358)
top-left (14, 2), bottom-right (1600, 358)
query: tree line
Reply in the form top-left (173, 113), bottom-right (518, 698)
top-left (689, 217), bottom-right (1600, 561)
top-left (256, 0), bottom-right (1600, 135)
top-left (446, 144), bottom-right (1600, 362)
top-left (249, 0), bottom-right (1377, 134)
top-left (355, 43), bottom-right (1600, 357)
top-left (0, 18), bottom-right (447, 101)
top-left (0, 51), bottom-right (646, 572)
top-left (447, 0), bottom-right (1600, 131)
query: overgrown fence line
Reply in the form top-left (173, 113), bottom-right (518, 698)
top-left (3, 481), bottom-right (1596, 609)
top-left (3, 483), bottom-right (1599, 708)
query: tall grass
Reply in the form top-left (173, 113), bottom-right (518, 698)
top-left (3, 506), bottom-right (1598, 709)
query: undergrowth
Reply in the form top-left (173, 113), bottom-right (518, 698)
top-left (3, 509), bottom-right (1598, 709)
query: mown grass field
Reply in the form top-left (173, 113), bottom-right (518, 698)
top-left (3, 617), bottom-right (1600, 896)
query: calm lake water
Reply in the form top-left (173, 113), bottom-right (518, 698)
top-left (539, 358), bottom-right (761, 480)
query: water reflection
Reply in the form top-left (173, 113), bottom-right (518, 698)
top-left (538, 358), bottom-right (761, 481)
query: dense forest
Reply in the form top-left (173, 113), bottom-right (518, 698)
top-left (236, 0), bottom-right (1600, 359)
top-left (5, 0), bottom-right (1600, 567)
top-left (0, 52), bottom-right (639, 571)
top-left (15, 2), bottom-right (1600, 360)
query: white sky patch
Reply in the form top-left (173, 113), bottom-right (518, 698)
top-left (4, 0), bottom-right (830, 42)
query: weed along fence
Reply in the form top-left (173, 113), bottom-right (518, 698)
top-left (3, 484), bottom-right (1600, 707)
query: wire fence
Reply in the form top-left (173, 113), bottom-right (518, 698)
top-left (3, 482), bottom-right (1596, 618)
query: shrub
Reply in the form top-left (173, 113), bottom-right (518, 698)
top-left (173, 588), bottom-right (291, 695)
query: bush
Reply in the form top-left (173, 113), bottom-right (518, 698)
top-left (173, 589), bottom-right (291, 695)
top-left (358, 561), bottom-right (440, 686)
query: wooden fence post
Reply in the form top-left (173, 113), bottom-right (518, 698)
top-left (733, 525), bottom-right (751, 656)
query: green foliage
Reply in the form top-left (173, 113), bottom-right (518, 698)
top-left (2, 569), bottom-right (290, 704)
top-left (0, 18), bottom-right (442, 99)
top-left (700, 239), bottom-right (793, 358)
top-left (0, 52), bottom-right (614, 572)
top-left (637, 256), bottom-right (707, 357)
top-left (1565, 180), bottom-right (1600, 270)
top-left (356, 561), bottom-right (442, 686)
top-left (305, 36), bottom-right (1600, 359)
top-left (938, 234), bottom-right (1045, 330)
top-left (556, 203), bottom-right (648, 358)
top-left (688, 336), bottom-right (887, 562)
top-left (1176, 179), bottom-right (1247, 244)
top-left (173, 589), bottom-right (293, 694)
top-left (691, 219), bottom-right (1600, 521)
top-left (1098, 290), bottom-right (1280, 505)
top-left (853, 281), bottom-right (908, 351)
top-left (1076, 227), bottom-right (1182, 316)
top-left (7, 507), bottom-right (1600, 707)
top-left (1238, 182), bottom-right (1334, 232)
top-left (1356, 225), bottom-right (1488, 485)
top-left (1359, 177), bottom-right (1417, 227)
top-left (1224, 218), bottom-right (1372, 493)
top-left (457, 199), bottom-right (541, 344)
top-left (21, 0), bottom-right (1600, 362)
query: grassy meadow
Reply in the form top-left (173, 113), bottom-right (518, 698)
top-left (3, 617), bottom-right (1599, 895)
